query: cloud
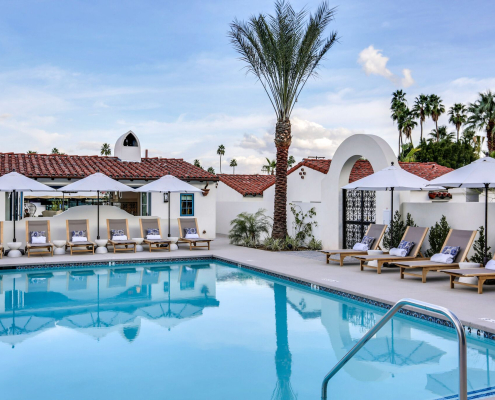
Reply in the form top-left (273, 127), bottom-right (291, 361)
top-left (358, 45), bottom-right (414, 88)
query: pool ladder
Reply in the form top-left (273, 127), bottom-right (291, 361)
top-left (321, 298), bottom-right (467, 400)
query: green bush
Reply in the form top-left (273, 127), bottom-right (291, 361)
top-left (263, 237), bottom-right (283, 251)
top-left (308, 237), bottom-right (322, 250)
top-left (382, 211), bottom-right (416, 249)
top-left (425, 215), bottom-right (451, 257)
top-left (471, 226), bottom-right (493, 264)
top-left (414, 139), bottom-right (478, 169)
top-left (229, 209), bottom-right (272, 246)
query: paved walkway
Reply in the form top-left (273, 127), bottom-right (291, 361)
top-left (2, 236), bottom-right (495, 334)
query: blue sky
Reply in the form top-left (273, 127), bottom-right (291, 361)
top-left (0, 0), bottom-right (494, 173)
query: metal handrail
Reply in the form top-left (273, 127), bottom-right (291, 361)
top-left (321, 298), bottom-right (467, 400)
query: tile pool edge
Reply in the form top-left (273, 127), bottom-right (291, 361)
top-left (5, 254), bottom-right (495, 342)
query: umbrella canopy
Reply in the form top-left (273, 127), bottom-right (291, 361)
top-left (136, 175), bottom-right (201, 237)
top-left (61, 173), bottom-right (135, 239)
top-left (61, 172), bottom-right (135, 193)
top-left (427, 156), bottom-right (495, 265)
top-left (135, 175), bottom-right (202, 193)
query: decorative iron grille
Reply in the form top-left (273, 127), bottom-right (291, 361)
top-left (343, 189), bottom-right (376, 249)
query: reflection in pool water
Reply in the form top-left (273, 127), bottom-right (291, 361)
top-left (0, 261), bottom-right (494, 399)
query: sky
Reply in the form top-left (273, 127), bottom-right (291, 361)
top-left (0, 0), bottom-right (494, 173)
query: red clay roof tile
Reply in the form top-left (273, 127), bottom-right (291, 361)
top-left (218, 174), bottom-right (276, 196)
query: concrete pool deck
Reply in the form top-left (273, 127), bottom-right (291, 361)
top-left (1, 235), bottom-right (495, 336)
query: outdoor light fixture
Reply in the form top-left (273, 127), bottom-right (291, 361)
top-left (163, 192), bottom-right (169, 203)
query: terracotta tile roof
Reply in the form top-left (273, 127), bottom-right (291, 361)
top-left (287, 158), bottom-right (331, 175)
top-left (0, 153), bottom-right (218, 181)
top-left (218, 174), bottom-right (276, 196)
top-left (349, 160), bottom-right (374, 183)
top-left (398, 162), bottom-right (454, 181)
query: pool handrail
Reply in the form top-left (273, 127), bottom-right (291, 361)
top-left (321, 298), bottom-right (467, 400)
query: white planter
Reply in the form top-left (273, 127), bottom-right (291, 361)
top-left (133, 238), bottom-right (144, 252)
top-left (458, 262), bottom-right (481, 284)
top-left (7, 242), bottom-right (23, 258)
top-left (53, 240), bottom-right (67, 255)
top-left (95, 239), bottom-right (108, 254)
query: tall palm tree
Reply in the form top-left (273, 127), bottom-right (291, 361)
top-left (230, 0), bottom-right (338, 239)
top-left (401, 109), bottom-right (417, 145)
top-left (412, 94), bottom-right (430, 142)
top-left (100, 143), bottom-right (111, 156)
top-left (448, 103), bottom-right (467, 141)
top-left (466, 90), bottom-right (495, 153)
top-left (391, 90), bottom-right (407, 154)
top-left (263, 158), bottom-right (277, 175)
top-left (230, 158), bottom-right (238, 174)
top-left (287, 155), bottom-right (296, 169)
top-left (217, 144), bottom-right (225, 173)
top-left (428, 94), bottom-right (445, 141)
top-left (428, 125), bottom-right (455, 142)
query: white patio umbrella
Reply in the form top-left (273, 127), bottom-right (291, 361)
top-left (427, 156), bottom-right (495, 264)
top-left (0, 171), bottom-right (56, 242)
top-left (136, 175), bottom-right (201, 237)
top-left (342, 162), bottom-right (438, 240)
top-left (61, 173), bottom-right (135, 239)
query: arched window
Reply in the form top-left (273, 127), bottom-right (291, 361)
top-left (123, 133), bottom-right (138, 147)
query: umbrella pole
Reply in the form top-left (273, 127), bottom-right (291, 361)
top-left (168, 191), bottom-right (171, 237)
top-left (390, 187), bottom-right (394, 243)
top-left (13, 189), bottom-right (16, 242)
top-left (97, 190), bottom-right (100, 240)
top-left (485, 183), bottom-right (489, 266)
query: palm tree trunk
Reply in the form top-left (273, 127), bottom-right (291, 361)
top-left (488, 121), bottom-right (495, 153)
top-left (398, 131), bottom-right (401, 156)
top-left (457, 126), bottom-right (460, 142)
top-left (420, 120), bottom-right (423, 142)
top-left (273, 120), bottom-right (291, 239)
top-left (220, 156), bottom-right (222, 173)
top-left (435, 118), bottom-right (439, 141)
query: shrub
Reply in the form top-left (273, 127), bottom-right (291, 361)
top-left (425, 215), bottom-right (451, 257)
top-left (308, 237), bottom-right (322, 250)
top-left (289, 203), bottom-right (317, 245)
top-left (285, 235), bottom-right (301, 251)
top-left (471, 226), bottom-right (493, 264)
top-left (382, 211), bottom-right (416, 249)
top-left (263, 237), bottom-right (282, 251)
top-left (229, 209), bottom-right (272, 245)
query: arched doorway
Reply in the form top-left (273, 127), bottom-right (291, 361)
top-left (320, 134), bottom-right (397, 249)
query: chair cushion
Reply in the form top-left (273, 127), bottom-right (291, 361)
top-left (110, 229), bottom-right (125, 237)
top-left (398, 240), bottom-right (415, 256)
top-left (361, 236), bottom-right (375, 248)
top-left (442, 246), bottom-right (460, 258)
top-left (147, 228), bottom-right (160, 236)
top-left (184, 228), bottom-right (197, 236)
top-left (72, 230), bottom-right (87, 238)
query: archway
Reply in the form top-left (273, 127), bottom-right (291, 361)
top-left (320, 134), bottom-right (397, 249)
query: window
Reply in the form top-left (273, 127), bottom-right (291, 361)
top-left (180, 194), bottom-right (194, 216)
top-left (141, 193), bottom-right (151, 216)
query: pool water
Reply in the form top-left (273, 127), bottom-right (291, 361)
top-left (0, 260), bottom-right (494, 400)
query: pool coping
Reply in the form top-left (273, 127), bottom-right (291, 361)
top-left (3, 253), bottom-right (495, 343)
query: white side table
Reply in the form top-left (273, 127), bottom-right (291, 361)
top-left (95, 239), bottom-right (108, 254)
top-left (7, 242), bottom-right (23, 258)
top-left (458, 262), bottom-right (481, 284)
top-left (53, 240), bottom-right (67, 255)
top-left (133, 238), bottom-right (144, 252)
top-left (168, 237), bottom-right (178, 251)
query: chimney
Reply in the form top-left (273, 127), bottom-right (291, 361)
top-left (145, 149), bottom-right (148, 158)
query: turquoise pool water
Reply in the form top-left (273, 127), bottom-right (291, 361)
top-left (0, 260), bottom-right (494, 400)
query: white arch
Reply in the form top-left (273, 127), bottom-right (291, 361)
top-left (114, 130), bottom-right (142, 162)
top-left (320, 134), bottom-right (397, 249)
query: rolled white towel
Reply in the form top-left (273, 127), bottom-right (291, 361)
top-left (352, 242), bottom-right (368, 251)
top-left (112, 235), bottom-right (128, 241)
top-left (430, 253), bottom-right (454, 264)
top-left (485, 260), bottom-right (495, 270)
top-left (147, 234), bottom-right (161, 240)
top-left (389, 248), bottom-right (407, 257)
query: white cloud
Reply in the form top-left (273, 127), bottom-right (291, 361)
top-left (358, 45), bottom-right (414, 88)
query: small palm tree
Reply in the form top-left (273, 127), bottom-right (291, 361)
top-left (466, 90), bottom-right (495, 153)
top-left (51, 148), bottom-right (60, 154)
top-left (448, 103), bottom-right (467, 141)
top-left (100, 143), bottom-right (111, 156)
top-left (207, 166), bottom-right (216, 174)
top-left (27, 150), bottom-right (37, 154)
top-left (287, 155), bottom-right (296, 169)
top-left (391, 91), bottom-right (408, 154)
top-left (193, 159), bottom-right (203, 169)
top-left (428, 125), bottom-right (454, 142)
top-left (229, 208), bottom-right (272, 245)
top-left (401, 109), bottom-right (417, 144)
top-left (263, 158), bottom-right (277, 175)
top-left (217, 144), bottom-right (225, 173)
top-left (428, 94), bottom-right (445, 141)
top-left (230, 158), bottom-right (238, 174)
top-left (230, 0), bottom-right (338, 239)
top-left (412, 94), bottom-right (430, 142)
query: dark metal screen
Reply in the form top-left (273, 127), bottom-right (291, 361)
top-left (343, 189), bottom-right (376, 249)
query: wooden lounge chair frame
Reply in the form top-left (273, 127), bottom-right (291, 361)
top-left (106, 219), bottom-right (136, 253)
top-left (139, 218), bottom-right (171, 252)
top-left (66, 219), bottom-right (95, 255)
top-left (177, 218), bottom-right (213, 250)
top-left (321, 224), bottom-right (387, 266)
top-left (25, 220), bottom-right (54, 257)
top-left (394, 229), bottom-right (477, 283)
top-left (443, 252), bottom-right (495, 294)
top-left (0, 221), bottom-right (3, 259)
top-left (355, 226), bottom-right (429, 274)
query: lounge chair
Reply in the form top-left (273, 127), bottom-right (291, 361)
top-left (25, 220), bottom-right (54, 257)
top-left (442, 253), bottom-right (495, 294)
top-left (394, 229), bottom-right (477, 283)
top-left (355, 226), bottom-right (429, 274)
top-left (106, 219), bottom-right (136, 253)
top-left (321, 224), bottom-right (387, 266)
top-left (66, 219), bottom-right (95, 255)
top-left (177, 218), bottom-right (213, 250)
top-left (139, 218), bottom-right (171, 252)
top-left (0, 221), bottom-right (3, 258)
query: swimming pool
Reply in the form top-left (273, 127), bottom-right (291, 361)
top-left (0, 259), bottom-right (494, 400)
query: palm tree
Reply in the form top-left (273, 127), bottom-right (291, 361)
top-left (207, 166), bottom-right (216, 174)
top-left (401, 109), bottom-right (417, 145)
top-left (228, 208), bottom-right (272, 244)
top-left (428, 125), bottom-right (455, 142)
top-left (217, 144), bottom-right (225, 173)
top-left (263, 158), bottom-right (277, 175)
top-left (391, 91), bottom-right (407, 154)
top-left (230, 158), bottom-right (238, 174)
top-left (428, 94), bottom-right (445, 141)
top-left (412, 94), bottom-right (430, 142)
top-left (448, 103), bottom-right (467, 141)
top-left (193, 159), bottom-right (203, 169)
top-left (100, 143), bottom-right (111, 156)
top-left (27, 150), bottom-right (37, 154)
top-left (230, 0), bottom-right (338, 239)
top-left (466, 90), bottom-right (495, 153)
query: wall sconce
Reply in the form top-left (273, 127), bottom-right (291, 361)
top-left (163, 193), bottom-right (169, 203)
